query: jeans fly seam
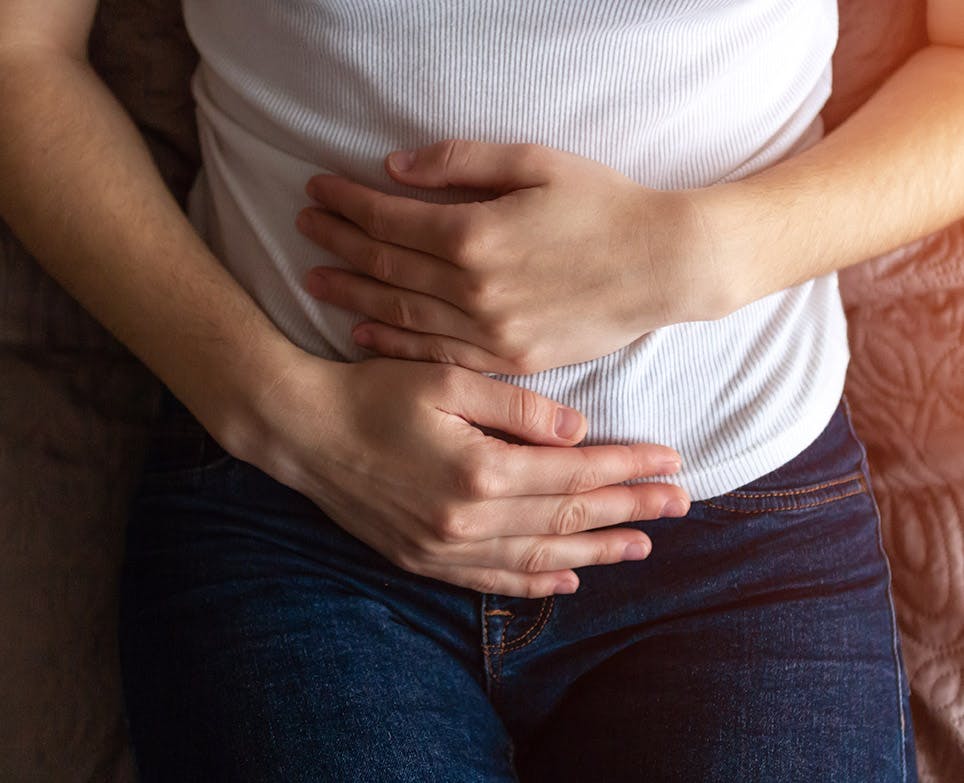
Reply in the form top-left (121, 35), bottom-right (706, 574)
top-left (482, 598), bottom-right (512, 688)
top-left (481, 595), bottom-right (499, 693)
top-left (497, 613), bottom-right (512, 682)
top-left (502, 597), bottom-right (554, 653)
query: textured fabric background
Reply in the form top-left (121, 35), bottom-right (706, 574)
top-left (842, 225), bottom-right (964, 783)
top-left (1, 1), bottom-right (961, 781)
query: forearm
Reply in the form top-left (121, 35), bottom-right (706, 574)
top-left (701, 44), bottom-right (964, 312)
top-left (0, 46), bottom-right (310, 449)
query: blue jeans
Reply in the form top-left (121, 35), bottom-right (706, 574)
top-left (119, 393), bottom-right (916, 782)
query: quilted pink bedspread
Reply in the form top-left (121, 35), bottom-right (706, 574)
top-left (841, 221), bottom-right (964, 782)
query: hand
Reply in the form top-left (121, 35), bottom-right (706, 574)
top-left (246, 355), bottom-right (690, 598)
top-left (296, 140), bottom-right (720, 375)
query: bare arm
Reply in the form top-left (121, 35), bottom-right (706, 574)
top-left (0, 0), bottom-right (299, 448)
top-left (708, 0), bottom-right (964, 310)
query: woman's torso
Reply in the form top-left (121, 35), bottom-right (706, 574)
top-left (182, 0), bottom-right (847, 499)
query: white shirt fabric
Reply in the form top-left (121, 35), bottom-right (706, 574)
top-left (183, 0), bottom-right (848, 500)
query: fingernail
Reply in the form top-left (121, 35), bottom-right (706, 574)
top-left (657, 458), bottom-right (682, 475)
top-left (305, 179), bottom-right (321, 200)
top-left (623, 541), bottom-right (650, 561)
top-left (389, 150), bottom-right (416, 172)
top-left (353, 327), bottom-right (373, 348)
top-left (660, 498), bottom-right (689, 518)
top-left (554, 579), bottom-right (578, 595)
top-left (554, 408), bottom-right (582, 439)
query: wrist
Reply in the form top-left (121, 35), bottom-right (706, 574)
top-left (637, 186), bottom-right (745, 325)
top-left (183, 328), bottom-right (342, 467)
top-left (676, 182), bottom-right (767, 321)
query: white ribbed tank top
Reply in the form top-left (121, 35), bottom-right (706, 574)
top-left (183, 0), bottom-right (848, 500)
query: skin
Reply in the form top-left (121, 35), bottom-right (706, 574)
top-left (0, 0), bottom-right (688, 600)
top-left (297, 1), bottom-right (964, 377)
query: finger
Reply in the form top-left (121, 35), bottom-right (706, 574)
top-left (305, 267), bottom-right (479, 341)
top-left (297, 208), bottom-right (463, 304)
top-left (451, 527), bottom-right (653, 573)
top-left (441, 372), bottom-right (591, 446)
top-left (353, 322), bottom-right (519, 374)
top-left (446, 375), bottom-right (684, 481)
top-left (426, 564), bottom-right (580, 598)
top-left (495, 442), bottom-right (690, 499)
top-left (448, 434), bottom-right (687, 501)
top-left (386, 139), bottom-right (555, 192)
top-left (445, 482), bottom-right (689, 541)
top-left (305, 175), bottom-right (463, 258)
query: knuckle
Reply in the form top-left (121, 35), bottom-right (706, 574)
top-left (507, 387), bottom-right (544, 436)
top-left (519, 545), bottom-right (554, 574)
top-left (589, 544), bottom-right (614, 566)
top-left (431, 506), bottom-right (475, 544)
top-left (447, 221), bottom-right (478, 267)
top-left (361, 194), bottom-right (390, 239)
top-left (432, 363), bottom-right (463, 396)
top-left (628, 490), bottom-right (660, 521)
top-left (464, 276), bottom-right (499, 313)
top-left (521, 580), bottom-right (552, 600)
top-left (453, 452), bottom-right (503, 500)
top-left (505, 349), bottom-right (541, 376)
top-left (386, 293), bottom-right (417, 329)
top-left (366, 245), bottom-right (394, 282)
top-left (439, 138), bottom-right (469, 172)
top-left (483, 316), bottom-right (525, 356)
top-left (449, 216), bottom-right (497, 269)
top-left (563, 452), bottom-right (602, 495)
top-left (555, 499), bottom-right (591, 536)
top-left (458, 270), bottom-right (485, 308)
top-left (426, 338), bottom-right (457, 365)
top-left (392, 544), bottom-right (427, 576)
top-left (470, 570), bottom-right (501, 595)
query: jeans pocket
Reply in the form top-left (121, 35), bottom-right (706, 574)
top-left (698, 469), bottom-right (869, 516)
top-left (694, 399), bottom-right (873, 518)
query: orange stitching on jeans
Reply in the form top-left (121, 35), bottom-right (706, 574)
top-left (485, 610), bottom-right (513, 617)
top-left (721, 471), bottom-right (865, 499)
top-left (702, 483), bottom-right (867, 515)
top-left (503, 597), bottom-right (555, 653)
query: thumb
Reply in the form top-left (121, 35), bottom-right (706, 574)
top-left (385, 139), bottom-right (553, 192)
top-left (455, 373), bottom-right (587, 447)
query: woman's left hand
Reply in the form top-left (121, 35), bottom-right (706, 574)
top-left (297, 140), bottom-right (722, 375)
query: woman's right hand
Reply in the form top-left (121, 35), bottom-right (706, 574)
top-left (239, 355), bottom-right (690, 598)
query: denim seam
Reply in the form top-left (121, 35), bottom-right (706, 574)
top-left (843, 396), bottom-right (911, 782)
top-left (484, 612), bottom-right (512, 685)
top-left (482, 599), bottom-right (512, 687)
top-left (722, 471), bottom-right (866, 499)
top-left (481, 596), bottom-right (499, 687)
top-left (502, 597), bottom-right (554, 653)
top-left (703, 485), bottom-right (866, 516)
top-left (499, 614), bottom-right (513, 680)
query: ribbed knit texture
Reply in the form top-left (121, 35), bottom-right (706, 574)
top-left (183, 0), bottom-right (847, 500)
